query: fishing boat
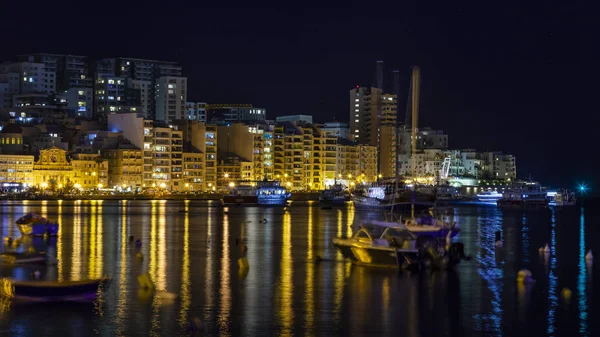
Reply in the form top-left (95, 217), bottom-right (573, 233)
top-left (497, 180), bottom-right (549, 207)
top-left (352, 184), bottom-right (434, 212)
top-left (319, 183), bottom-right (350, 206)
top-left (15, 213), bottom-right (59, 236)
top-left (0, 251), bottom-right (48, 265)
top-left (222, 180), bottom-right (291, 206)
top-left (0, 277), bottom-right (110, 302)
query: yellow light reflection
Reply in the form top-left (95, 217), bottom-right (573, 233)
top-left (149, 201), bottom-right (161, 336)
top-left (334, 209), bottom-right (344, 322)
top-left (179, 201), bottom-right (191, 329)
top-left (116, 200), bottom-right (128, 336)
top-left (157, 203), bottom-right (166, 290)
top-left (346, 207), bottom-right (355, 238)
top-left (57, 200), bottom-right (63, 281)
top-left (72, 201), bottom-right (82, 280)
top-left (204, 209), bottom-right (214, 326)
top-left (219, 214), bottom-right (231, 332)
top-left (382, 277), bottom-right (390, 312)
top-left (305, 206), bottom-right (315, 333)
top-left (88, 201), bottom-right (97, 279)
top-left (278, 211), bottom-right (294, 334)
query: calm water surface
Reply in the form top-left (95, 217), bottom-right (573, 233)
top-left (0, 200), bottom-right (598, 337)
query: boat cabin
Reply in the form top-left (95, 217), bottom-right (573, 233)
top-left (354, 224), bottom-right (417, 250)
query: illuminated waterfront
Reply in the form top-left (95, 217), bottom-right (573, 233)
top-left (0, 200), bottom-right (598, 336)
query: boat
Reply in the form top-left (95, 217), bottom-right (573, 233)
top-left (332, 222), bottom-right (421, 267)
top-left (476, 190), bottom-right (503, 203)
top-left (497, 180), bottom-right (549, 207)
top-left (15, 213), bottom-right (59, 236)
top-left (352, 184), bottom-right (434, 212)
top-left (319, 183), bottom-right (350, 206)
top-left (0, 277), bottom-right (110, 302)
top-left (551, 189), bottom-right (576, 206)
top-left (331, 221), bottom-right (467, 269)
top-left (222, 180), bottom-right (291, 206)
top-left (0, 252), bottom-right (48, 265)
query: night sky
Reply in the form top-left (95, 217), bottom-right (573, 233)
top-left (1, 1), bottom-right (596, 192)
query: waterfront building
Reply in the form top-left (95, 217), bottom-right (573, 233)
top-left (217, 155), bottom-right (253, 191)
top-left (102, 140), bottom-right (143, 190)
top-left (182, 143), bottom-right (204, 191)
top-left (32, 147), bottom-right (74, 188)
top-left (70, 153), bottom-right (108, 189)
top-left (0, 153), bottom-right (34, 188)
top-left (171, 119), bottom-right (217, 191)
top-left (155, 76), bottom-right (187, 123)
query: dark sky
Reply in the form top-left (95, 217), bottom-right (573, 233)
top-left (1, 1), bottom-right (597, 192)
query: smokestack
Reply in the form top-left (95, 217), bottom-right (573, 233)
top-left (374, 60), bottom-right (384, 89)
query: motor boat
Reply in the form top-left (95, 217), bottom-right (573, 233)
top-left (319, 183), bottom-right (350, 206)
top-left (222, 180), bottom-right (291, 206)
top-left (0, 277), bottom-right (110, 302)
top-left (332, 222), bottom-right (420, 267)
top-left (15, 213), bottom-right (59, 236)
top-left (497, 180), bottom-right (549, 207)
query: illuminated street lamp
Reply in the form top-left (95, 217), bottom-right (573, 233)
top-left (41, 182), bottom-right (48, 189)
top-left (229, 182), bottom-right (235, 188)
top-left (286, 182), bottom-right (291, 187)
top-left (98, 183), bottom-right (103, 189)
top-left (284, 173), bottom-right (288, 178)
top-left (224, 173), bottom-right (229, 178)
top-left (160, 182), bottom-right (166, 188)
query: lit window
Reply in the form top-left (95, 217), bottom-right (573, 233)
top-left (355, 109), bottom-right (359, 112)
top-left (355, 114), bottom-right (359, 117)
top-left (108, 96), bottom-right (115, 100)
top-left (168, 84), bottom-right (175, 89)
top-left (81, 75), bottom-right (86, 79)
top-left (355, 119), bottom-right (359, 122)
top-left (78, 90), bottom-right (85, 95)
top-left (168, 89), bottom-right (174, 94)
top-left (355, 130), bottom-right (359, 133)
top-left (110, 106), bottom-right (116, 112)
top-left (355, 99), bottom-right (359, 102)
top-left (108, 79), bottom-right (115, 84)
top-left (126, 61), bottom-right (130, 65)
top-left (355, 104), bottom-right (359, 107)
top-left (121, 66), bottom-right (125, 71)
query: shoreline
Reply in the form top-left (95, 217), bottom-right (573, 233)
top-left (0, 192), bottom-right (322, 202)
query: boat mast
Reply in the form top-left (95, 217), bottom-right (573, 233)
top-left (410, 66), bottom-right (420, 219)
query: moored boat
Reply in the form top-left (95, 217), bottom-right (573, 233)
top-left (497, 180), bottom-right (549, 207)
top-left (15, 213), bottom-right (59, 236)
top-left (222, 180), bottom-right (291, 206)
top-left (0, 277), bottom-right (110, 302)
top-left (319, 183), bottom-right (350, 206)
top-left (551, 189), bottom-right (576, 206)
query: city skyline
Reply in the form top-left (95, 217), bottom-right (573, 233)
top-left (0, 2), bottom-right (592, 192)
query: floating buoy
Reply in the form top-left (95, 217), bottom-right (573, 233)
top-left (238, 256), bottom-right (249, 270)
top-left (561, 287), bottom-right (572, 302)
top-left (517, 269), bottom-right (535, 284)
top-left (188, 317), bottom-right (204, 333)
top-left (586, 250), bottom-right (593, 261)
top-left (11, 239), bottom-right (20, 248)
top-left (137, 273), bottom-right (154, 290)
top-left (136, 252), bottom-right (144, 260)
top-left (495, 240), bottom-right (503, 248)
top-left (539, 244), bottom-right (550, 254)
top-left (135, 239), bottom-right (142, 248)
top-left (43, 232), bottom-right (49, 240)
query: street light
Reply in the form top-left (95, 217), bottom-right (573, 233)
top-left (224, 173), bottom-right (229, 178)
top-left (98, 183), bottom-right (103, 189)
top-left (229, 182), bottom-right (235, 188)
top-left (41, 182), bottom-right (48, 189)
top-left (160, 182), bottom-right (166, 188)
top-left (286, 182), bottom-right (291, 187)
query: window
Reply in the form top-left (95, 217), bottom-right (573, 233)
top-left (108, 96), bottom-right (115, 100)
top-left (108, 79), bottom-right (115, 84)
top-left (78, 90), bottom-right (85, 95)
top-left (355, 119), bottom-right (359, 122)
top-left (355, 104), bottom-right (359, 107)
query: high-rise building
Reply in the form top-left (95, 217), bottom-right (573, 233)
top-left (56, 88), bottom-right (94, 118)
top-left (275, 115), bottom-right (312, 124)
top-left (18, 54), bottom-right (91, 91)
top-left (397, 127), bottom-right (448, 155)
top-left (185, 102), bottom-right (207, 121)
top-left (0, 61), bottom-right (56, 95)
top-left (155, 76), bottom-right (187, 123)
top-left (103, 141), bottom-right (143, 189)
top-left (319, 121), bottom-right (350, 140)
top-left (207, 104), bottom-right (266, 124)
top-left (171, 119), bottom-right (217, 190)
top-left (349, 86), bottom-right (397, 178)
top-left (94, 75), bottom-right (140, 119)
top-left (97, 57), bottom-right (182, 120)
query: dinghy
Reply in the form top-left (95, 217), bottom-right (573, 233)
top-left (15, 213), bottom-right (59, 236)
top-left (0, 277), bottom-right (110, 302)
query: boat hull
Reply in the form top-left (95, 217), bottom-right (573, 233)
top-left (0, 278), bottom-right (109, 302)
top-left (222, 195), bottom-right (259, 206)
top-left (406, 226), bottom-right (460, 239)
top-left (331, 238), bottom-right (418, 267)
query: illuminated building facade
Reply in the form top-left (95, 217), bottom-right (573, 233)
top-left (70, 153), bottom-right (108, 189)
top-left (103, 143), bottom-right (143, 189)
top-left (32, 147), bottom-right (74, 187)
top-left (0, 154), bottom-right (34, 188)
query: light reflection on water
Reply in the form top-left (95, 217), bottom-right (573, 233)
top-left (0, 200), bottom-right (598, 337)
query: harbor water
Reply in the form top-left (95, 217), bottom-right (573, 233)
top-left (0, 200), bottom-right (598, 336)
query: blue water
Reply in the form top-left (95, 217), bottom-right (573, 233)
top-left (0, 200), bottom-right (598, 336)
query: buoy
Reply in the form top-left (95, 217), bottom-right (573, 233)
top-left (43, 233), bottom-right (49, 240)
top-left (137, 273), bottom-right (154, 290)
top-left (135, 239), bottom-right (142, 248)
top-left (11, 239), bottom-right (20, 248)
top-left (136, 252), bottom-right (144, 260)
top-left (495, 240), bottom-right (503, 248)
top-left (517, 269), bottom-right (535, 284)
top-left (586, 250), bottom-right (593, 261)
top-left (263, 218), bottom-right (268, 223)
top-left (238, 256), bottom-right (249, 270)
top-left (561, 287), bottom-right (572, 302)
